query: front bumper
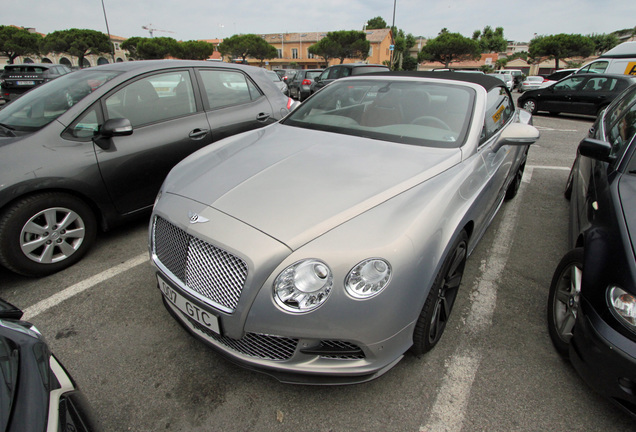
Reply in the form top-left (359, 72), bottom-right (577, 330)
top-left (570, 299), bottom-right (636, 418)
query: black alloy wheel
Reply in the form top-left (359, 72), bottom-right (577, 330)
top-left (412, 230), bottom-right (468, 355)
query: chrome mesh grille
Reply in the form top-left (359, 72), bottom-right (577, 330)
top-left (153, 216), bottom-right (248, 311)
top-left (182, 311), bottom-right (298, 361)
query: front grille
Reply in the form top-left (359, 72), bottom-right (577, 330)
top-left (182, 312), bottom-right (298, 361)
top-left (319, 340), bottom-right (366, 360)
top-left (153, 216), bottom-right (248, 312)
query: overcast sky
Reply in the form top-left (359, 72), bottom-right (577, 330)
top-left (3, 0), bottom-right (635, 43)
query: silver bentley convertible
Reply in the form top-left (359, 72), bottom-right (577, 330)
top-left (149, 71), bottom-right (539, 384)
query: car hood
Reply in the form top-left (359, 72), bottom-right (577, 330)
top-left (164, 124), bottom-right (462, 249)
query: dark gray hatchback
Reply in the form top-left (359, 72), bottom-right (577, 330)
top-left (0, 60), bottom-right (294, 276)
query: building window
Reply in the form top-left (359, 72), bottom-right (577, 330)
top-left (114, 43), bottom-right (120, 50)
top-left (292, 48), bottom-right (298, 59)
top-left (369, 47), bottom-right (373, 56)
top-left (277, 49), bottom-right (282, 58)
top-left (307, 50), bottom-right (314, 59)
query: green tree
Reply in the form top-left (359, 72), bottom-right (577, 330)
top-left (121, 36), bottom-right (145, 60)
top-left (242, 34), bottom-right (278, 66)
top-left (311, 30), bottom-right (370, 64)
top-left (528, 34), bottom-right (594, 70)
top-left (587, 33), bottom-right (619, 55)
top-left (178, 40), bottom-right (215, 60)
top-left (390, 27), bottom-right (417, 70)
top-left (133, 37), bottom-right (180, 60)
top-left (495, 57), bottom-right (508, 70)
top-left (41, 28), bottom-right (112, 67)
top-left (418, 30), bottom-right (481, 68)
top-left (472, 26), bottom-right (507, 53)
top-left (0, 26), bottom-right (43, 64)
top-left (507, 51), bottom-right (528, 62)
top-left (218, 34), bottom-right (251, 62)
top-left (308, 37), bottom-right (340, 67)
top-left (366, 16), bottom-right (387, 29)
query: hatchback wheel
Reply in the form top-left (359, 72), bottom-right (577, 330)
top-left (522, 99), bottom-right (538, 114)
top-left (547, 248), bottom-right (583, 358)
top-left (0, 193), bottom-right (96, 277)
top-left (412, 231), bottom-right (468, 355)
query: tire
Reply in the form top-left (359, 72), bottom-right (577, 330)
top-left (504, 151), bottom-right (527, 200)
top-left (0, 192), bottom-right (97, 277)
top-left (411, 230), bottom-right (468, 355)
top-left (547, 248), bottom-right (583, 358)
top-left (522, 98), bottom-right (538, 114)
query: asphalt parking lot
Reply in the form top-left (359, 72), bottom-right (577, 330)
top-left (2, 108), bottom-right (635, 431)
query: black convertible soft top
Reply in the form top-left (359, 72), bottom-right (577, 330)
top-left (363, 70), bottom-right (504, 91)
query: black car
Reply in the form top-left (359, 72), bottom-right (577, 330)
top-left (518, 73), bottom-right (636, 117)
top-left (0, 298), bottom-right (99, 431)
top-left (0, 60), bottom-right (294, 277)
top-left (309, 63), bottom-right (389, 94)
top-left (287, 68), bottom-right (323, 101)
top-left (1, 63), bottom-right (72, 103)
top-left (548, 84), bottom-right (636, 418)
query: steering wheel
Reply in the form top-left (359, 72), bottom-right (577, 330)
top-left (411, 116), bottom-right (451, 130)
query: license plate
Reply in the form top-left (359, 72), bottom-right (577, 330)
top-left (157, 275), bottom-right (221, 334)
top-left (16, 81), bottom-right (35, 86)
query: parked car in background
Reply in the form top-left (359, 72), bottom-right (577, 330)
top-left (576, 41), bottom-right (636, 76)
top-left (519, 76), bottom-right (546, 92)
top-left (492, 69), bottom-right (524, 89)
top-left (288, 69), bottom-right (323, 101)
top-left (309, 63), bottom-right (389, 94)
top-left (0, 60), bottom-right (294, 277)
top-left (149, 71), bottom-right (539, 384)
top-left (0, 298), bottom-right (100, 431)
top-left (266, 69), bottom-right (289, 96)
top-left (518, 73), bottom-right (636, 117)
top-left (0, 63), bottom-right (72, 103)
top-left (274, 69), bottom-right (298, 85)
top-left (548, 83), bottom-right (636, 418)
top-left (540, 69), bottom-right (577, 88)
top-left (490, 73), bottom-right (514, 90)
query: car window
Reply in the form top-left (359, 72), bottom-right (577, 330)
top-left (351, 66), bottom-right (389, 75)
top-left (306, 71), bottom-right (322, 81)
top-left (554, 76), bottom-right (586, 91)
top-left (66, 105), bottom-right (101, 139)
top-left (282, 79), bottom-right (475, 148)
top-left (481, 86), bottom-right (514, 144)
top-left (579, 61), bottom-right (609, 74)
top-left (198, 69), bottom-right (262, 110)
top-left (105, 70), bottom-right (196, 127)
top-left (327, 67), bottom-right (340, 80)
top-left (581, 77), bottom-right (617, 92)
top-left (606, 91), bottom-right (636, 158)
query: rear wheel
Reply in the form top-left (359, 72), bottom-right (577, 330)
top-left (0, 192), bottom-right (96, 277)
top-left (547, 248), bottom-right (584, 358)
top-left (412, 231), bottom-right (468, 355)
top-left (522, 98), bottom-right (538, 114)
top-left (505, 152), bottom-right (527, 200)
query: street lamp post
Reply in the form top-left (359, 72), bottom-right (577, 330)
top-left (100, 0), bottom-right (115, 63)
top-left (390, 0), bottom-right (397, 70)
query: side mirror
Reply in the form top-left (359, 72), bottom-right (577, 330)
top-left (93, 118), bottom-right (133, 150)
top-left (578, 137), bottom-right (613, 162)
top-left (314, 76), bottom-right (321, 82)
top-left (494, 123), bottom-right (540, 151)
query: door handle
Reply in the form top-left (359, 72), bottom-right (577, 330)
top-left (189, 129), bottom-right (208, 139)
top-left (256, 113), bottom-right (271, 122)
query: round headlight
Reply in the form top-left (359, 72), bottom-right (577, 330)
top-left (345, 258), bottom-right (392, 299)
top-left (274, 259), bottom-right (332, 312)
top-left (609, 286), bottom-right (636, 329)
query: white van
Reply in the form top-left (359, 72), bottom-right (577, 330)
top-left (577, 41), bottom-right (636, 76)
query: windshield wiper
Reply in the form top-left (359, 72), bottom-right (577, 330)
top-left (0, 123), bottom-right (16, 137)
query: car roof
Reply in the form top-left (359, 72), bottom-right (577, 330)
top-left (572, 73), bottom-right (636, 80)
top-left (364, 71), bottom-right (505, 91)
top-left (4, 63), bottom-right (63, 68)
top-left (83, 59), bottom-right (264, 75)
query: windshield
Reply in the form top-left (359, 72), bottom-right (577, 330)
top-left (282, 79), bottom-right (475, 148)
top-left (0, 69), bottom-right (121, 133)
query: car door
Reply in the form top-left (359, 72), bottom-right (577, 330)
top-left (472, 86), bottom-right (520, 238)
top-left (196, 68), bottom-right (276, 142)
top-left (93, 68), bottom-right (213, 215)
top-left (544, 75), bottom-right (587, 113)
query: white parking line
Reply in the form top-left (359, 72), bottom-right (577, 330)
top-left (421, 171), bottom-right (528, 432)
top-left (23, 253), bottom-right (148, 320)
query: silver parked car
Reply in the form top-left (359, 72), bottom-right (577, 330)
top-left (519, 75), bottom-right (545, 93)
top-left (149, 72), bottom-right (539, 384)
